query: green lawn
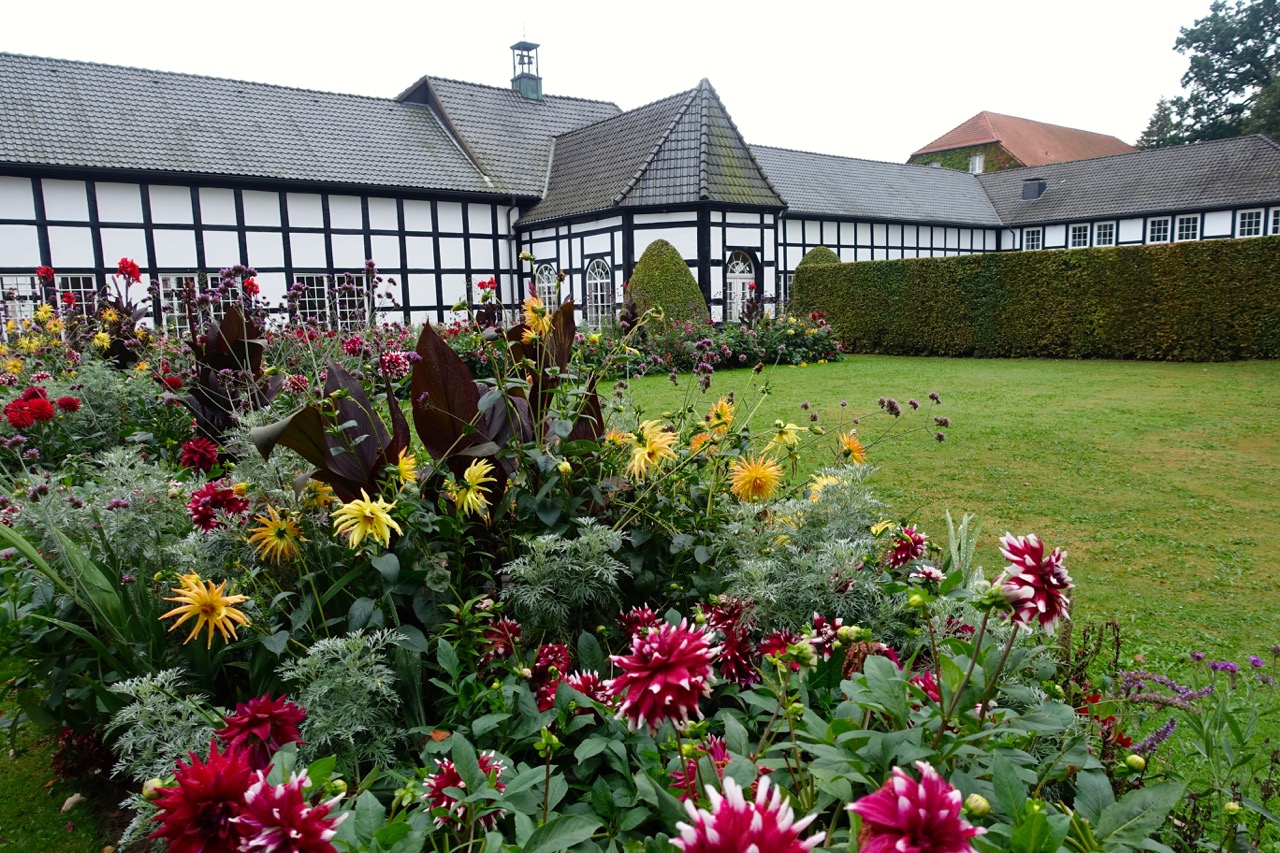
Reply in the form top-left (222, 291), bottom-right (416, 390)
top-left (628, 356), bottom-right (1280, 662)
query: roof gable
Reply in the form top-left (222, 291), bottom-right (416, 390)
top-left (976, 135), bottom-right (1280, 224)
top-left (0, 52), bottom-right (496, 194)
top-left (402, 76), bottom-right (620, 195)
top-left (913, 111), bottom-right (1135, 166)
top-left (522, 79), bottom-right (783, 224)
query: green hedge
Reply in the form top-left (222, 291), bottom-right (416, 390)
top-left (790, 236), bottom-right (1280, 361)
top-left (628, 238), bottom-right (708, 328)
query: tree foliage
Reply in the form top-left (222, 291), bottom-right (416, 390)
top-left (1138, 0), bottom-right (1279, 147)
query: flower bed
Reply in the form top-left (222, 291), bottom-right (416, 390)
top-left (0, 259), bottom-right (1275, 852)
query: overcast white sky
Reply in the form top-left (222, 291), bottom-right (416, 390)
top-left (3, 0), bottom-right (1213, 163)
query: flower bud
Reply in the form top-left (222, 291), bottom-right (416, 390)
top-left (329, 778), bottom-right (348, 795)
top-left (907, 593), bottom-right (927, 609)
top-left (142, 778), bottom-right (168, 801)
top-left (1124, 754), bottom-right (1146, 772)
top-left (1224, 801), bottom-right (1242, 814)
top-left (557, 459), bottom-right (572, 476)
top-left (963, 793), bottom-right (991, 817)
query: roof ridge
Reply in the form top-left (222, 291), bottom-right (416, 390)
top-left (416, 78), bottom-right (494, 188)
top-left (424, 73), bottom-right (620, 108)
top-left (695, 80), bottom-right (785, 204)
top-left (610, 86), bottom-right (700, 207)
top-left (0, 50), bottom-right (414, 106)
top-left (974, 133), bottom-right (1276, 177)
top-left (553, 88), bottom-right (688, 140)
top-left (985, 110), bottom-right (1129, 141)
top-left (752, 142), bottom-right (983, 177)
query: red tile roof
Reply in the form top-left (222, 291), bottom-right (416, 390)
top-left (911, 111), bottom-right (1135, 166)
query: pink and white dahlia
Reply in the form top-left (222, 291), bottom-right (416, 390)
top-left (532, 643), bottom-right (570, 711)
top-left (378, 351), bottom-right (412, 380)
top-left (718, 627), bottom-right (760, 689)
top-left (564, 670), bottom-right (612, 705)
top-left (422, 752), bottom-right (507, 830)
top-left (233, 770), bottom-right (345, 853)
top-left (997, 533), bottom-right (1073, 632)
top-left (887, 527), bottom-right (928, 569)
top-left (479, 617), bottom-right (522, 665)
top-left (619, 604), bottom-right (660, 638)
top-left (807, 613), bottom-right (843, 661)
top-left (674, 775), bottom-right (824, 853)
top-left (606, 619), bottom-right (719, 733)
top-left (847, 761), bottom-right (984, 853)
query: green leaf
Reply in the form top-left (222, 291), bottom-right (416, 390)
top-left (1095, 782), bottom-right (1186, 846)
top-left (370, 552), bottom-right (400, 584)
top-left (521, 814), bottom-right (603, 853)
top-left (721, 713), bottom-right (749, 756)
top-left (990, 755), bottom-right (1027, 821)
top-left (1072, 770), bottom-right (1115, 825)
top-left (348, 597), bottom-right (376, 631)
top-left (577, 631), bottom-right (605, 674)
top-left (450, 734), bottom-right (486, 794)
top-left (471, 712), bottom-right (511, 737)
top-left (260, 630), bottom-right (290, 655)
top-left (437, 638), bottom-right (460, 678)
top-left (575, 737), bottom-right (611, 764)
top-left (353, 790), bottom-right (386, 843)
top-left (394, 625), bottom-right (429, 653)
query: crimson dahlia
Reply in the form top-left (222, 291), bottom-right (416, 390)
top-left (215, 694), bottom-right (306, 770)
top-left (149, 741), bottom-right (254, 853)
top-left (232, 770), bottom-right (345, 853)
top-left (180, 437), bottom-right (221, 472)
top-left (55, 396), bottom-right (81, 412)
top-left (422, 752), bottom-right (507, 830)
top-left (187, 480), bottom-right (251, 531)
top-left (847, 761), bottom-right (984, 853)
top-left (997, 533), bottom-right (1073, 632)
top-left (606, 619), bottom-right (718, 733)
top-left (4, 401), bottom-right (34, 430)
top-left (674, 776), bottom-right (824, 853)
top-left (887, 527), bottom-right (927, 569)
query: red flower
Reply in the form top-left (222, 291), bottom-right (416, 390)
top-left (808, 613), bottom-right (843, 661)
top-left (480, 617), bottom-right (523, 665)
top-left (606, 619), bottom-right (718, 733)
top-left (36, 266), bottom-right (56, 284)
top-left (180, 437), bottom-right (220, 472)
top-left (619, 605), bottom-right (660, 638)
top-left (847, 761), bottom-right (984, 853)
top-left (532, 643), bottom-right (570, 711)
top-left (887, 526), bottom-right (927, 569)
top-left (116, 257), bottom-right (141, 283)
top-left (26, 398), bottom-right (55, 422)
top-left (718, 627), bottom-right (760, 689)
top-left (675, 775), bottom-right (824, 853)
top-left (20, 386), bottom-right (47, 401)
top-left (55, 397), bottom-right (81, 413)
top-left (161, 374), bottom-right (184, 392)
top-left (187, 480), bottom-right (250, 531)
top-left (341, 335), bottom-right (364, 356)
top-left (564, 670), bottom-right (612, 706)
top-left (909, 669), bottom-right (942, 704)
top-left (149, 741), bottom-right (254, 852)
top-left (4, 401), bottom-right (34, 429)
top-left (378, 351), bottom-right (411, 380)
top-left (286, 374), bottom-right (309, 394)
top-left (242, 277), bottom-right (260, 296)
top-left (215, 694), bottom-right (306, 771)
top-left (759, 629), bottom-right (802, 662)
top-left (60, 291), bottom-right (75, 307)
top-left (997, 533), bottom-right (1073, 632)
top-left (232, 769), bottom-right (344, 852)
top-left (422, 753), bottom-right (507, 829)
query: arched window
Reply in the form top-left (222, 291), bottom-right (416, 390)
top-left (584, 259), bottom-right (614, 327)
top-left (724, 251), bottom-right (755, 323)
top-left (534, 264), bottom-right (558, 307)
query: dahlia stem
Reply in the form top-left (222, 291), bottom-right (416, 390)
top-left (752, 661), bottom-right (788, 760)
top-left (978, 624), bottom-right (1019, 727)
top-left (542, 752), bottom-right (552, 823)
top-left (935, 611), bottom-right (990, 749)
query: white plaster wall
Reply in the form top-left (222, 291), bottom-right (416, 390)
top-left (1203, 211), bottom-right (1232, 237)
top-left (440, 274), bottom-right (467, 305)
top-left (404, 274), bottom-right (434, 305)
top-left (1044, 225), bottom-right (1066, 247)
top-left (635, 227), bottom-right (697, 259)
top-left (470, 238), bottom-right (495, 269)
top-left (329, 196), bottom-right (362, 230)
top-left (242, 190), bottom-right (280, 227)
top-left (405, 236), bottom-right (435, 269)
top-left (371, 234), bottom-right (400, 269)
top-left (101, 228), bottom-right (148, 268)
top-left (467, 204), bottom-right (492, 233)
top-left (403, 200), bottom-right (433, 232)
top-left (255, 272), bottom-right (287, 305)
top-left (150, 185), bottom-right (193, 224)
top-left (368, 197), bottom-right (397, 231)
top-left (726, 212), bottom-right (757, 225)
top-left (288, 194), bottom-right (324, 229)
top-left (291, 233), bottom-right (327, 268)
top-left (634, 211), bottom-right (695, 225)
top-left (202, 230), bottom-right (241, 268)
top-left (438, 237), bottom-right (466, 269)
top-left (96, 183), bottom-right (144, 222)
top-left (437, 202), bottom-right (463, 233)
top-left (0, 177), bottom-right (34, 219)
top-left (153, 229), bottom-right (198, 268)
top-left (43, 180), bottom-right (89, 221)
top-left (246, 232), bottom-right (285, 268)
top-left (582, 232), bottom-right (611, 255)
top-left (0, 225), bottom-right (40, 267)
top-left (331, 233), bottom-right (365, 269)
top-left (200, 189), bottom-right (237, 226)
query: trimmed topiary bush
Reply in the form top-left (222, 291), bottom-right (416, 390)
top-left (797, 245), bottom-right (841, 266)
top-left (791, 236), bottom-right (1280, 361)
top-left (628, 239), bottom-right (708, 327)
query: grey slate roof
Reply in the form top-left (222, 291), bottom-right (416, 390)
top-left (752, 145), bottom-right (1002, 226)
top-left (978, 135), bottom-right (1280, 225)
top-left (522, 79), bottom-right (784, 225)
top-left (0, 52), bottom-right (497, 194)
top-left (402, 76), bottom-right (620, 196)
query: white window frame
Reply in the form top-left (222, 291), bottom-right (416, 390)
top-left (1175, 215), bottom-right (1199, 242)
top-left (583, 258), bottom-right (614, 328)
top-left (1022, 228), bottom-right (1043, 251)
top-left (724, 251), bottom-right (755, 322)
top-left (1272, 209), bottom-right (1280, 236)
top-left (534, 263), bottom-right (558, 307)
top-left (57, 276), bottom-right (99, 319)
top-left (968, 154), bottom-right (985, 174)
top-left (0, 275), bottom-right (42, 335)
top-left (293, 274), bottom-right (364, 330)
top-left (1148, 218), bottom-right (1171, 243)
top-left (1094, 222), bottom-right (1116, 247)
top-left (1069, 224), bottom-right (1090, 249)
top-left (1237, 209), bottom-right (1263, 238)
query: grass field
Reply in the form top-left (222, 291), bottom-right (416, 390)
top-left (628, 356), bottom-right (1280, 663)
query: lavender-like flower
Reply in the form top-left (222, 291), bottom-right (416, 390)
top-left (1133, 717), bottom-right (1177, 757)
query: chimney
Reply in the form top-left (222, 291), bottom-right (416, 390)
top-left (511, 41), bottom-right (542, 101)
top-left (1021, 178), bottom-right (1047, 200)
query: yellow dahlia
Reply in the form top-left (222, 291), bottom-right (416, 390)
top-left (455, 458), bottom-right (497, 519)
top-left (395, 449), bottom-right (418, 487)
top-left (92, 331), bottom-right (111, 350)
top-left (4, 358), bottom-right (22, 375)
top-left (247, 505), bottom-right (305, 565)
top-left (808, 473), bottom-right (842, 502)
top-left (44, 318), bottom-right (62, 334)
top-left (331, 489), bottom-right (402, 549)
top-left (626, 420), bottom-right (678, 481)
top-left (521, 294), bottom-right (553, 341)
top-left (689, 432), bottom-right (713, 454)
top-left (871, 520), bottom-right (895, 536)
top-left (730, 455), bottom-right (782, 502)
top-left (707, 397), bottom-right (735, 437)
top-left (838, 430), bottom-right (867, 464)
top-left (161, 573), bottom-right (251, 648)
top-left (768, 421), bottom-right (802, 455)
top-left (604, 428), bottom-right (636, 447)
top-left (33, 303), bottom-right (53, 322)
top-left (101, 307), bottom-right (120, 323)
top-left (300, 479), bottom-right (337, 511)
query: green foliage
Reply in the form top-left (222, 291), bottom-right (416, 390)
top-left (796, 245), bottom-right (841, 266)
top-left (627, 239), bottom-right (708, 328)
top-left (1139, 0), bottom-right (1279, 145)
top-left (907, 142), bottom-right (1023, 172)
top-left (107, 668), bottom-right (224, 783)
top-left (791, 236), bottom-right (1280, 361)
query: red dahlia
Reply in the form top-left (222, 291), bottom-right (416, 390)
top-left (564, 669), bottom-right (612, 706)
top-left (887, 527), bottom-right (927, 569)
top-left (4, 401), bottom-right (34, 429)
top-left (847, 761), bottom-right (984, 853)
top-left (215, 694), bottom-right (307, 771)
top-left (422, 752), bottom-right (507, 830)
top-left (480, 617), bottom-right (522, 665)
top-left (187, 480), bottom-right (251, 531)
top-left (997, 533), bottom-right (1072, 632)
top-left (675, 775), bottom-right (824, 853)
top-left (619, 605), bottom-right (660, 638)
top-left (532, 643), bottom-right (570, 711)
top-left (37, 266), bottom-right (56, 284)
top-left (26, 398), bottom-right (54, 422)
top-left (180, 437), bottom-right (220, 472)
top-left (606, 619), bottom-right (718, 733)
top-left (55, 396), bottom-right (81, 412)
top-left (232, 769), bottom-right (345, 853)
top-left (149, 741), bottom-right (254, 852)
top-left (116, 257), bottom-right (141, 283)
